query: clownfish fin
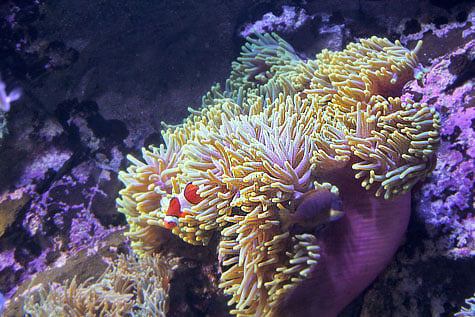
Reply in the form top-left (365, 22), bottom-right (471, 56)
top-left (164, 215), bottom-right (179, 229)
top-left (166, 197), bottom-right (181, 217)
top-left (184, 182), bottom-right (203, 204)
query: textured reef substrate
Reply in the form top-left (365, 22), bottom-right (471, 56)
top-left (0, 0), bottom-right (474, 316)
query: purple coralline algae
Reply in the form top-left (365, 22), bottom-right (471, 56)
top-left (0, 162), bottom-right (124, 301)
top-left (0, 98), bottom-right (127, 305)
top-left (352, 37), bottom-right (475, 316)
top-left (1, 1), bottom-right (475, 316)
top-left (408, 39), bottom-right (475, 258)
top-left (240, 6), bottom-right (312, 37)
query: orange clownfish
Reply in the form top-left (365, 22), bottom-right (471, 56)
top-left (164, 182), bottom-right (204, 229)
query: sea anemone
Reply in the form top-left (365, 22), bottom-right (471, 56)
top-left (23, 253), bottom-right (176, 316)
top-left (456, 292), bottom-right (475, 317)
top-left (117, 33), bottom-right (440, 316)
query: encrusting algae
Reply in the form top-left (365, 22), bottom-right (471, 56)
top-left (117, 32), bottom-right (440, 316)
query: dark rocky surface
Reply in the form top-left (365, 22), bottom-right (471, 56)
top-left (0, 0), bottom-right (474, 316)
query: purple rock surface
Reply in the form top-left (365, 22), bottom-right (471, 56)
top-left (0, 0), bottom-right (474, 316)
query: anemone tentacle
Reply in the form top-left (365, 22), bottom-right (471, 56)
top-left (117, 33), bottom-right (440, 316)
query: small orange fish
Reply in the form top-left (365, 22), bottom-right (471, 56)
top-left (164, 182), bottom-right (203, 229)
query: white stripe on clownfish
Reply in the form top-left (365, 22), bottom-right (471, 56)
top-left (163, 215), bottom-right (179, 228)
top-left (163, 182), bottom-right (204, 229)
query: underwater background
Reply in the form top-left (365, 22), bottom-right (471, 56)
top-left (0, 0), bottom-right (474, 316)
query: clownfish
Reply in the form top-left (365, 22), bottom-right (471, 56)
top-left (164, 182), bottom-right (204, 229)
